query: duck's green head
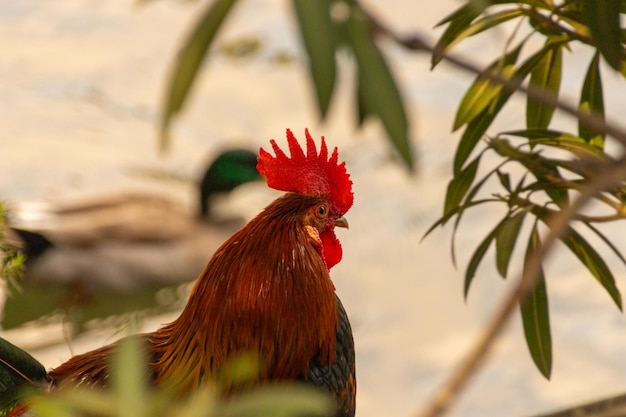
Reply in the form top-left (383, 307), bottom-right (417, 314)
top-left (199, 149), bottom-right (262, 218)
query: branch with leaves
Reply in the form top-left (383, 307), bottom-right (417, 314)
top-left (156, 0), bottom-right (626, 416)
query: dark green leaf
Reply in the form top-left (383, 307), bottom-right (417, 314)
top-left (444, 156), bottom-right (482, 216)
top-left (502, 129), bottom-right (603, 157)
top-left (520, 224), bottom-right (552, 379)
top-left (432, 3), bottom-right (483, 67)
top-left (464, 222), bottom-right (500, 298)
top-left (293, 0), bottom-right (338, 118)
top-left (559, 226), bottom-right (623, 310)
top-left (579, 52), bottom-right (605, 147)
top-left (346, 6), bottom-right (413, 170)
top-left (527, 42), bottom-right (562, 129)
top-left (582, 0), bottom-right (622, 71)
top-left (435, 9), bottom-right (524, 69)
top-left (495, 211), bottom-right (526, 277)
top-left (160, 0), bottom-right (239, 150)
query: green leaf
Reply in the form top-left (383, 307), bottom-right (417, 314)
top-left (464, 222), bottom-right (500, 298)
top-left (454, 43), bottom-right (522, 131)
top-left (293, 0), bottom-right (338, 118)
top-left (432, 3), bottom-right (483, 67)
top-left (527, 41), bottom-right (562, 129)
top-left (520, 224), bottom-right (552, 379)
top-left (582, 0), bottom-right (623, 71)
top-left (453, 38), bottom-right (569, 174)
top-left (434, 9), bottom-right (524, 68)
top-left (495, 211), bottom-right (526, 278)
top-left (444, 156), bottom-right (481, 216)
top-left (559, 226), bottom-right (623, 310)
top-left (502, 129), bottom-right (603, 157)
top-left (346, 6), bottom-right (413, 170)
top-left (160, 0), bottom-right (239, 150)
top-left (579, 52), bottom-right (605, 147)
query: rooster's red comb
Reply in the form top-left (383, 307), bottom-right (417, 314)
top-left (257, 129), bottom-right (353, 215)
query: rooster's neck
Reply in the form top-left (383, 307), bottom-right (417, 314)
top-left (151, 194), bottom-right (339, 393)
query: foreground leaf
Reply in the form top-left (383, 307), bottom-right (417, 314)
top-left (520, 223), bottom-right (552, 379)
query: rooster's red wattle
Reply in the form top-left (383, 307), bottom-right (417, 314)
top-left (0, 128), bottom-right (356, 417)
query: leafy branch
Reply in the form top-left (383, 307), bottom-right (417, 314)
top-left (155, 0), bottom-right (626, 415)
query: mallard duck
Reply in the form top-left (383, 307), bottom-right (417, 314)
top-left (7, 149), bottom-right (262, 295)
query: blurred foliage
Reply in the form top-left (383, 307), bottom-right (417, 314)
top-left (0, 203), bottom-right (24, 295)
top-left (425, 0), bottom-right (626, 378)
top-left (159, 0), bottom-right (414, 170)
top-left (28, 336), bottom-right (334, 417)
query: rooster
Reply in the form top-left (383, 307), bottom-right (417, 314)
top-left (0, 129), bottom-right (356, 417)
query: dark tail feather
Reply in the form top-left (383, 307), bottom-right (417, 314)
top-left (0, 337), bottom-right (49, 415)
top-left (9, 228), bottom-right (53, 263)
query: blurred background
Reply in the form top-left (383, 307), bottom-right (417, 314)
top-left (2, 1), bottom-right (626, 416)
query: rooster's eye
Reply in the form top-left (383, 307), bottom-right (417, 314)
top-left (316, 204), bottom-right (327, 217)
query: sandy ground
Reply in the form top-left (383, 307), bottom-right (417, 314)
top-left (3, 1), bottom-right (626, 416)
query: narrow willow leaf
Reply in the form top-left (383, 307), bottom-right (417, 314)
top-left (444, 156), bottom-right (481, 216)
top-left (432, 3), bottom-right (483, 67)
top-left (465, 222), bottom-right (501, 298)
top-left (293, 0), bottom-right (338, 118)
top-left (436, 9), bottom-right (524, 69)
top-left (527, 42), bottom-right (562, 129)
top-left (160, 0), bottom-right (238, 150)
top-left (559, 226), bottom-right (622, 310)
top-left (579, 52), bottom-right (605, 147)
top-left (495, 211), bottom-right (526, 278)
top-left (582, 0), bottom-right (622, 71)
top-left (503, 129), bottom-right (602, 157)
top-left (520, 224), bottom-right (552, 379)
top-left (346, 6), bottom-right (413, 170)
top-left (454, 44), bottom-right (522, 131)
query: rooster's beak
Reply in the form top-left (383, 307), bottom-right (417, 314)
top-left (334, 216), bottom-right (349, 229)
